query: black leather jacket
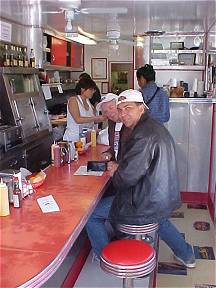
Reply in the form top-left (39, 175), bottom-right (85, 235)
top-left (109, 112), bottom-right (181, 225)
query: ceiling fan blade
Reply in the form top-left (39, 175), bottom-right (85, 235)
top-left (80, 7), bottom-right (127, 15)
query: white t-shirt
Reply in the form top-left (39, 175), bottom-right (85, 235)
top-left (63, 95), bottom-right (95, 142)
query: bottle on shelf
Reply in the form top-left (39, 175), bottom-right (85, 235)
top-left (23, 47), bottom-right (29, 67)
top-left (10, 45), bottom-right (15, 67)
top-left (30, 48), bottom-right (35, 68)
top-left (3, 44), bottom-right (10, 67)
top-left (0, 178), bottom-right (10, 217)
top-left (17, 47), bottom-right (23, 67)
top-left (13, 45), bottom-right (18, 67)
top-left (13, 177), bottom-right (22, 208)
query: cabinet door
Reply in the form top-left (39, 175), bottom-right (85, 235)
top-left (70, 42), bottom-right (83, 69)
top-left (51, 37), bottom-right (67, 66)
top-left (14, 98), bottom-right (38, 138)
top-left (30, 96), bottom-right (51, 132)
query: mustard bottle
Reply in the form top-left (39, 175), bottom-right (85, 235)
top-left (91, 129), bottom-right (96, 147)
top-left (0, 178), bottom-right (10, 216)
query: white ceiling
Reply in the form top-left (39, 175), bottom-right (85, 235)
top-left (0, 0), bottom-right (216, 41)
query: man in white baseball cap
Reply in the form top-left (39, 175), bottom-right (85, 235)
top-left (86, 88), bottom-right (195, 268)
top-left (116, 89), bottom-right (149, 110)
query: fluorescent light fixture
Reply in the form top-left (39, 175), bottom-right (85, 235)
top-left (66, 33), bottom-right (97, 45)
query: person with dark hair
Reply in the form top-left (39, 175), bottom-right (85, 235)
top-left (63, 78), bottom-right (104, 142)
top-left (76, 72), bottom-right (101, 108)
top-left (136, 64), bottom-right (170, 123)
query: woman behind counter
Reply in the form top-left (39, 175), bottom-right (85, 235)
top-left (63, 78), bottom-right (104, 142)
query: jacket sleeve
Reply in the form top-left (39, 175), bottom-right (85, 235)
top-left (112, 135), bottom-right (155, 190)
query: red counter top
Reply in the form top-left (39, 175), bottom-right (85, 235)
top-left (0, 145), bottom-right (110, 288)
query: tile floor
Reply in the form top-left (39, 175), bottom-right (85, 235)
top-left (156, 203), bottom-right (216, 288)
top-left (75, 203), bottom-right (215, 288)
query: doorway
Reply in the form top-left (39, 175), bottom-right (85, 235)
top-left (109, 62), bottom-right (133, 95)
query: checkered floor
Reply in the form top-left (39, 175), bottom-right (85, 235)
top-left (156, 203), bottom-right (216, 288)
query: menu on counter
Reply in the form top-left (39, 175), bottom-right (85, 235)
top-left (37, 195), bottom-right (60, 213)
top-left (74, 166), bottom-right (104, 177)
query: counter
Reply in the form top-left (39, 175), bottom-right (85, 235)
top-left (167, 98), bottom-right (215, 195)
top-left (0, 145), bottom-right (110, 288)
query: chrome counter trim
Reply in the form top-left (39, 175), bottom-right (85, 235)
top-left (169, 98), bottom-right (216, 104)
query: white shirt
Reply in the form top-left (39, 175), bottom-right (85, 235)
top-left (63, 95), bottom-right (95, 142)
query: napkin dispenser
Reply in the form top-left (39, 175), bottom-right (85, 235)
top-left (87, 161), bottom-right (107, 172)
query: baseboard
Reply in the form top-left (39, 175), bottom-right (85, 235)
top-left (181, 192), bottom-right (208, 203)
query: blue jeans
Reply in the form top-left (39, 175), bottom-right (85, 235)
top-left (85, 196), bottom-right (194, 262)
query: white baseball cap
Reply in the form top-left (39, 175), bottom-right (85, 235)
top-left (96, 93), bottom-right (118, 111)
top-left (117, 89), bottom-right (149, 109)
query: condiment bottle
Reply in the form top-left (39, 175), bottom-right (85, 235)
top-left (53, 144), bottom-right (61, 167)
top-left (91, 128), bottom-right (96, 147)
top-left (13, 177), bottom-right (22, 208)
top-left (51, 141), bottom-right (56, 166)
top-left (0, 178), bottom-right (10, 216)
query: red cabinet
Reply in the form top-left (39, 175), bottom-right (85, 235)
top-left (51, 37), bottom-right (67, 66)
top-left (70, 42), bottom-right (83, 69)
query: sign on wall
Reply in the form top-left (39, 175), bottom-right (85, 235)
top-left (0, 20), bottom-right (12, 42)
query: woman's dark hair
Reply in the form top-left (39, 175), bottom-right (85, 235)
top-left (79, 72), bottom-right (91, 80)
top-left (136, 64), bottom-right (155, 82)
top-left (76, 78), bottom-right (96, 94)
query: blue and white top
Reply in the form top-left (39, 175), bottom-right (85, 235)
top-left (141, 82), bottom-right (170, 123)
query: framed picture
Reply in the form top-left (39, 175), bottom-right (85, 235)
top-left (91, 58), bottom-right (107, 80)
top-left (101, 82), bottom-right (109, 94)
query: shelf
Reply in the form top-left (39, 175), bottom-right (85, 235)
top-left (153, 65), bottom-right (205, 71)
top-left (43, 64), bottom-right (83, 72)
top-left (151, 49), bottom-right (203, 54)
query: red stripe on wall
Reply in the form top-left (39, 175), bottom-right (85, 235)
top-left (181, 192), bottom-right (208, 203)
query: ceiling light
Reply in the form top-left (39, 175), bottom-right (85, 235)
top-left (66, 33), bottom-right (96, 45)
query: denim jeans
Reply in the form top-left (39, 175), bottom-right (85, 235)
top-left (85, 196), bottom-right (194, 262)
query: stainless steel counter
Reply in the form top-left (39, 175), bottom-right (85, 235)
top-left (166, 100), bottom-right (215, 194)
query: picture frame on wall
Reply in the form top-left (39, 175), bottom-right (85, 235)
top-left (101, 82), bottom-right (109, 94)
top-left (91, 58), bottom-right (107, 80)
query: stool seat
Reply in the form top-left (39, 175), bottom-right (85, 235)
top-left (100, 239), bottom-right (156, 284)
top-left (101, 239), bottom-right (155, 266)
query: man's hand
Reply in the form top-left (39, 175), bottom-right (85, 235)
top-left (101, 152), bottom-right (112, 161)
top-left (107, 161), bottom-right (119, 177)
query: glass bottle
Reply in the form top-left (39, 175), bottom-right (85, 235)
top-left (30, 48), bottom-right (35, 68)
top-left (10, 45), bottom-right (15, 67)
top-left (13, 177), bottom-right (22, 208)
top-left (3, 44), bottom-right (10, 67)
top-left (18, 47), bottom-right (23, 67)
top-left (23, 47), bottom-right (29, 67)
top-left (13, 45), bottom-right (18, 67)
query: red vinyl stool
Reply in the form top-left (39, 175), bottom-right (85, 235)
top-left (100, 239), bottom-right (156, 288)
top-left (117, 223), bottom-right (159, 242)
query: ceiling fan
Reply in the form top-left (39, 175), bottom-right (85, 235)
top-left (94, 15), bottom-right (136, 48)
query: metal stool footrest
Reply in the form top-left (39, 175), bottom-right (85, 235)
top-left (118, 223), bottom-right (159, 235)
